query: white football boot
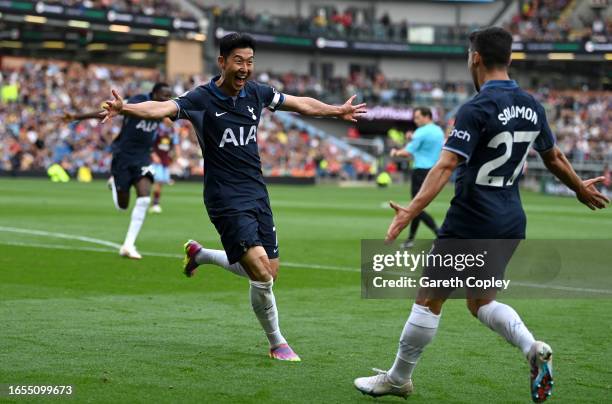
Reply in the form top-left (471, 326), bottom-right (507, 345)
top-left (528, 341), bottom-right (554, 402)
top-left (149, 204), bottom-right (162, 214)
top-left (354, 368), bottom-right (413, 399)
top-left (119, 245), bottom-right (142, 260)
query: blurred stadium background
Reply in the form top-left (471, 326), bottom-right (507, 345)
top-left (1, 2), bottom-right (612, 402)
top-left (0, 0), bottom-right (610, 192)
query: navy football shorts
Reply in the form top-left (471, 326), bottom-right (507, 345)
top-left (111, 155), bottom-right (154, 193)
top-left (209, 197), bottom-right (279, 265)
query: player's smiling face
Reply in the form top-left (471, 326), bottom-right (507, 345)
top-left (219, 47), bottom-right (254, 95)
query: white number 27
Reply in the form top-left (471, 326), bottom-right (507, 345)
top-left (475, 131), bottom-right (539, 187)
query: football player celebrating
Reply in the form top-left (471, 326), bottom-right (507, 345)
top-left (65, 82), bottom-right (173, 259)
top-left (354, 27), bottom-right (609, 401)
top-left (100, 33), bottom-right (367, 361)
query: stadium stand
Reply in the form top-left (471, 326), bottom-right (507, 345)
top-left (203, 3), bottom-right (476, 44)
top-left (0, 59), bottom-right (373, 180)
top-left (44, 0), bottom-right (189, 18)
top-left (0, 0), bottom-right (610, 183)
top-left (201, 1), bottom-right (611, 43)
top-left (505, 0), bottom-right (574, 42)
top-left (257, 71), bottom-right (471, 109)
top-left (537, 90), bottom-right (612, 163)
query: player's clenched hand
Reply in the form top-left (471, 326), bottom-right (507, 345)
top-left (101, 89), bottom-right (124, 124)
top-left (577, 176), bottom-right (610, 210)
top-left (338, 95), bottom-right (367, 122)
top-left (385, 201), bottom-right (413, 243)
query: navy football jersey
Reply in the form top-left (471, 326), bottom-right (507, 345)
top-left (440, 80), bottom-right (556, 238)
top-left (172, 76), bottom-right (285, 215)
top-left (111, 93), bottom-right (161, 162)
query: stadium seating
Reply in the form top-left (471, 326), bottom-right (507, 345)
top-left (536, 90), bottom-right (612, 163)
top-left (1, 58), bottom-right (611, 180)
top-left (258, 71), bottom-right (471, 109)
top-left (201, 1), bottom-right (611, 44)
top-left (45, 0), bottom-right (188, 18)
top-left (0, 59), bottom-right (373, 180)
top-left (203, 3), bottom-right (473, 44)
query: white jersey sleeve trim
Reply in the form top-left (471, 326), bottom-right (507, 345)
top-left (443, 145), bottom-right (470, 161)
top-left (171, 99), bottom-right (181, 120)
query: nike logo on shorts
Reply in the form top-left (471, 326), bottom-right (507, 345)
top-left (215, 112), bottom-right (228, 117)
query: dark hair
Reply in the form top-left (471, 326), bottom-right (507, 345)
top-left (219, 32), bottom-right (256, 58)
top-left (151, 82), bottom-right (170, 94)
top-left (414, 107), bottom-right (432, 119)
top-left (468, 27), bottom-right (512, 69)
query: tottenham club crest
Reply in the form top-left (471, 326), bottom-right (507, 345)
top-left (247, 106), bottom-right (256, 120)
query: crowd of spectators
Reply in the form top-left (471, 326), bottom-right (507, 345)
top-left (27, 0), bottom-right (611, 44)
top-left (206, 3), bottom-right (472, 44)
top-left (46, 0), bottom-right (189, 18)
top-left (258, 111), bottom-right (374, 180)
top-left (207, 1), bottom-right (610, 44)
top-left (257, 70), bottom-right (471, 110)
top-left (0, 59), bottom-right (370, 180)
top-left (0, 58), bottom-right (610, 184)
top-left (536, 90), bottom-right (612, 164)
top-left (506, 0), bottom-right (611, 42)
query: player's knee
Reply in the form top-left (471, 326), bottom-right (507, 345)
top-left (241, 247), bottom-right (274, 281)
top-left (269, 260), bottom-right (279, 281)
top-left (116, 200), bottom-right (129, 211)
top-left (250, 266), bottom-right (273, 282)
top-left (244, 260), bottom-right (273, 282)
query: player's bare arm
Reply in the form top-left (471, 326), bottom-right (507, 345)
top-left (101, 89), bottom-right (178, 123)
top-left (280, 94), bottom-right (366, 122)
top-left (386, 150), bottom-right (460, 242)
top-left (540, 146), bottom-right (610, 210)
top-left (60, 110), bottom-right (105, 122)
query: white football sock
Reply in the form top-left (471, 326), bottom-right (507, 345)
top-left (109, 177), bottom-right (126, 211)
top-left (195, 248), bottom-right (248, 278)
top-left (249, 279), bottom-right (287, 348)
top-left (123, 196), bottom-right (150, 248)
top-left (388, 304), bottom-right (441, 385)
top-left (477, 300), bottom-right (535, 356)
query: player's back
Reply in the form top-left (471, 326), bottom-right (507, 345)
top-left (441, 80), bottom-right (555, 238)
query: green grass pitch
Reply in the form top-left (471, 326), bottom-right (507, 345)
top-left (1, 178), bottom-right (611, 403)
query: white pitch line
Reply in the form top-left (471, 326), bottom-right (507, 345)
top-left (0, 239), bottom-right (356, 271)
top-left (1, 228), bottom-right (611, 295)
top-left (0, 226), bottom-right (355, 272)
top-left (511, 281), bottom-right (612, 295)
top-left (0, 226), bottom-right (121, 249)
top-left (0, 240), bottom-right (116, 254)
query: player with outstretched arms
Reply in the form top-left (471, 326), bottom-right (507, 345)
top-left (100, 33), bottom-right (367, 361)
top-left (64, 82), bottom-right (173, 259)
top-left (354, 27), bottom-right (609, 401)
